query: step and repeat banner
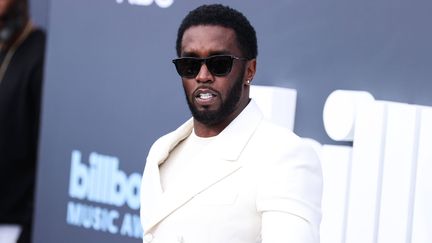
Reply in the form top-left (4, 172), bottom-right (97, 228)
top-left (32, 0), bottom-right (432, 243)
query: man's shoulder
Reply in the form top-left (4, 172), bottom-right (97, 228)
top-left (251, 119), bottom-right (317, 154)
top-left (252, 120), bottom-right (321, 170)
top-left (256, 119), bottom-right (300, 141)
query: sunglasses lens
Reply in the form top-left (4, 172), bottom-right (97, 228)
top-left (207, 56), bottom-right (233, 76)
top-left (173, 55), bottom-right (236, 78)
top-left (174, 58), bottom-right (201, 78)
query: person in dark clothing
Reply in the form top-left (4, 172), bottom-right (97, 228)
top-left (0, 0), bottom-right (45, 242)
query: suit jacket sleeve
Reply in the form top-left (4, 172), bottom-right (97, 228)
top-left (256, 140), bottom-right (323, 242)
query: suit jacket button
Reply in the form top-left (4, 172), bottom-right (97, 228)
top-left (144, 233), bottom-right (153, 242)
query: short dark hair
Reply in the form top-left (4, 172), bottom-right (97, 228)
top-left (176, 4), bottom-right (258, 59)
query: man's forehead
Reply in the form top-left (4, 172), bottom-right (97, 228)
top-left (181, 25), bottom-right (239, 55)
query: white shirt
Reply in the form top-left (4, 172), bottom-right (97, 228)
top-left (159, 131), bottom-right (216, 192)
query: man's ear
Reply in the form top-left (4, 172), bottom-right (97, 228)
top-left (245, 59), bottom-right (256, 84)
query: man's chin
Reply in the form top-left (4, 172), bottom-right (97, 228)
top-left (192, 110), bottom-right (222, 125)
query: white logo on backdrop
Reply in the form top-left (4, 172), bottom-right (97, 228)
top-left (319, 90), bottom-right (432, 243)
top-left (116, 0), bottom-right (174, 8)
top-left (67, 150), bottom-right (143, 239)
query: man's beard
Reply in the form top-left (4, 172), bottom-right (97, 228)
top-left (184, 69), bottom-right (245, 126)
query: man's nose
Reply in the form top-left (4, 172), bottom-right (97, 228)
top-left (195, 63), bottom-right (214, 83)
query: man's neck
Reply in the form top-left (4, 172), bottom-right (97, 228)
top-left (193, 120), bottom-right (230, 138)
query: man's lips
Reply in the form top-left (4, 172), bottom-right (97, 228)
top-left (193, 88), bottom-right (218, 105)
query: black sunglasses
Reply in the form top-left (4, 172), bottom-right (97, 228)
top-left (172, 55), bottom-right (248, 78)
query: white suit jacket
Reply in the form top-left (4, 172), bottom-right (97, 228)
top-left (140, 100), bottom-right (322, 243)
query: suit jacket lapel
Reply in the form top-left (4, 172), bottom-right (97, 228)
top-left (141, 119), bottom-right (193, 231)
top-left (144, 156), bottom-right (243, 232)
top-left (142, 101), bottom-right (264, 233)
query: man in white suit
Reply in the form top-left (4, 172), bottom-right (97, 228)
top-left (140, 4), bottom-right (322, 243)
